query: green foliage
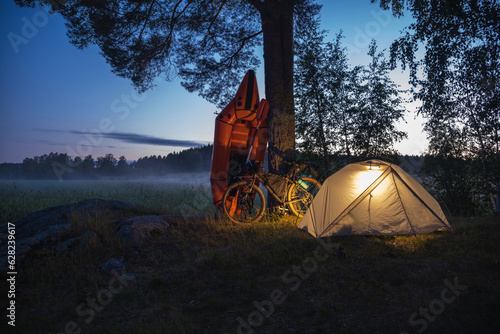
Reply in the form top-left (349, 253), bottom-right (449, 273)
top-left (55, 0), bottom-right (262, 107)
top-left (377, 0), bottom-right (500, 210)
top-left (294, 15), bottom-right (406, 170)
top-left (15, 0), bottom-right (316, 109)
top-left (350, 41), bottom-right (407, 156)
top-left (422, 155), bottom-right (492, 216)
top-left (294, 12), bottom-right (341, 171)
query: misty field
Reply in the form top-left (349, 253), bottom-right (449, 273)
top-left (1, 178), bottom-right (500, 333)
top-left (0, 174), bottom-right (215, 223)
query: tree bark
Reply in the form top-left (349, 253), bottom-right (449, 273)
top-left (259, 2), bottom-right (296, 176)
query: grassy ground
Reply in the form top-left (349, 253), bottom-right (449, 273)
top-left (1, 180), bottom-right (499, 333)
top-left (0, 177), bottom-right (215, 223)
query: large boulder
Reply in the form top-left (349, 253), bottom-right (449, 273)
top-left (0, 199), bottom-right (209, 270)
top-left (0, 199), bottom-right (138, 270)
top-left (4, 198), bottom-right (138, 240)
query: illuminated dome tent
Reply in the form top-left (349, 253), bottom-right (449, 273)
top-left (299, 160), bottom-right (452, 238)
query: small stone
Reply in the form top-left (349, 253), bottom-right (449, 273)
top-left (100, 256), bottom-right (126, 271)
top-left (120, 273), bottom-right (138, 281)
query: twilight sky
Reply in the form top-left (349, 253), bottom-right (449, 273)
top-left (0, 0), bottom-right (426, 163)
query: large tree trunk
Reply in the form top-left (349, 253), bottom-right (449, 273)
top-left (259, 2), bottom-right (296, 176)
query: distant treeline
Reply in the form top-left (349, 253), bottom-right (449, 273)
top-left (1, 147), bottom-right (498, 216)
top-left (0, 145), bottom-right (213, 180)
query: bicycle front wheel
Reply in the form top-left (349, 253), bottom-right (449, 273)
top-left (222, 181), bottom-right (266, 224)
top-left (287, 177), bottom-right (321, 217)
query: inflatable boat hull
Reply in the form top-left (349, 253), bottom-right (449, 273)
top-left (210, 70), bottom-right (269, 210)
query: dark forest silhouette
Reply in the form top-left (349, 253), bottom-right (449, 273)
top-left (0, 145), bottom-right (213, 180)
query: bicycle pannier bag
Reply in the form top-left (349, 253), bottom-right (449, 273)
top-left (260, 173), bottom-right (288, 200)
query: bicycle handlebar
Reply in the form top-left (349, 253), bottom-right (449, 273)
top-left (243, 159), bottom-right (318, 178)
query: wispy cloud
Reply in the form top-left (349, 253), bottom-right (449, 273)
top-left (32, 128), bottom-right (67, 133)
top-left (28, 139), bottom-right (64, 146)
top-left (99, 132), bottom-right (208, 147)
top-left (34, 128), bottom-right (209, 148)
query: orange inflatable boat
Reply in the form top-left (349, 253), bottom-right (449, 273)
top-left (210, 70), bottom-right (269, 210)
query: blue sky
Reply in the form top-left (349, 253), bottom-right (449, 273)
top-left (0, 0), bottom-right (425, 163)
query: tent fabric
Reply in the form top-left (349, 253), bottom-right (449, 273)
top-left (299, 160), bottom-right (451, 238)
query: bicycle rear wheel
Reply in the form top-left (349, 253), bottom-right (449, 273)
top-left (286, 177), bottom-right (321, 217)
top-left (222, 181), bottom-right (266, 224)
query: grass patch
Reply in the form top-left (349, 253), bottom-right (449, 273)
top-left (0, 179), bottom-right (215, 223)
top-left (1, 180), bottom-right (499, 333)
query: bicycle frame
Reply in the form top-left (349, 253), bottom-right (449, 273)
top-left (235, 169), bottom-right (297, 206)
top-left (223, 160), bottom-right (322, 223)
